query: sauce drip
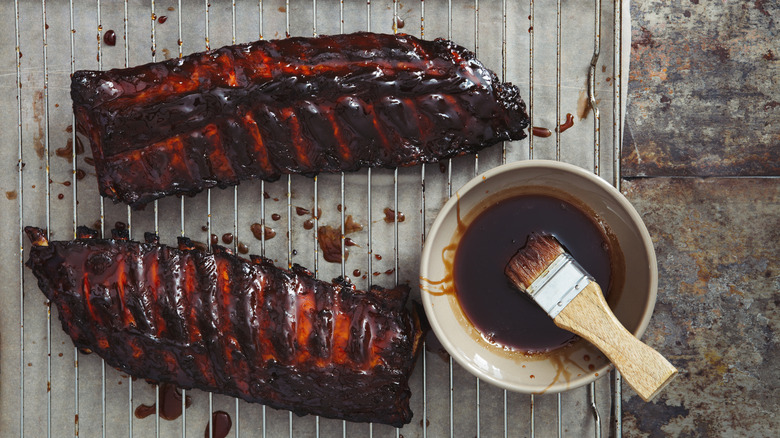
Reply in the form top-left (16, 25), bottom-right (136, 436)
top-left (103, 30), bottom-right (116, 47)
top-left (204, 411), bottom-right (232, 438)
top-left (134, 383), bottom-right (192, 420)
top-left (453, 194), bottom-right (613, 353)
top-left (295, 207), bottom-right (310, 216)
top-left (383, 207), bottom-right (405, 223)
top-left (221, 233), bottom-right (234, 244)
top-left (557, 113), bottom-right (575, 133)
top-left (303, 219), bottom-right (314, 230)
top-left (250, 223), bottom-right (275, 240)
top-left (531, 127), bottom-right (552, 138)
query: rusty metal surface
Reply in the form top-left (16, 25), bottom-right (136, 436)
top-left (620, 177), bottom-right (780, 436)
top-left (622, 0), bottom-right (780, 177)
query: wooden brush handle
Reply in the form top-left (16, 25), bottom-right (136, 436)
top-left (553, 282), bottom-right (678, 402)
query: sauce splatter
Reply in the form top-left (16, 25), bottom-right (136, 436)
top-left (103, 30), bottom-right (116, 46)
top-left (134, 383), bottom-right (192, 420)
top-left (204, 411), bottom-right (232, 438)
top-left (221, 233), bottom-right (234, 245)
top-left (383, 207), bottom-right (405, 223)
top-left (531, 127), bottom-right (552, 138)
top-left (251, 223), bottom-right (276, 240)
top-left (317, 225), bottom-right (343, 263)
top-left (557, 113), bottom-right (575, 133)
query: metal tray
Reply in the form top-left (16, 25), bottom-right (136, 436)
top-left (0, 0), bottom-right (630, 436)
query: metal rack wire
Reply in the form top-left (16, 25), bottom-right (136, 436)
top-left (2, 0), bottom-right (626, 436)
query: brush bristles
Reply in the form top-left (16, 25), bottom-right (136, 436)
top-left (505, 233), bottom-right (565, 291)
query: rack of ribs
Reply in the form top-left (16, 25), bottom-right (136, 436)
top-left (72, 32), bottom-right (530, 208)
top-left (25, 226), bottom-right (423, 426)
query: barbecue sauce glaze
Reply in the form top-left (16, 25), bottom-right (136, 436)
top-left (453, 194), bottom-right (616, 353)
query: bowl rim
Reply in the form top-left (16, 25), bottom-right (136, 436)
top-left (419, 159), bottom-right (658, 393)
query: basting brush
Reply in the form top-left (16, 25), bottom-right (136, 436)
top-left (505, 233), bottom-right (677, 401)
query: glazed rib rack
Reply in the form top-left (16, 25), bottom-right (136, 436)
top-left (3, 0), bottom-right (626, 437)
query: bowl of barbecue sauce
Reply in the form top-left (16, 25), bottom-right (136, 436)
top-left (420, 160), bottom-right (657, 394)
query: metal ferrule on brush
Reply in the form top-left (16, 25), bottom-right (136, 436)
top-left (526, 253), bottom-right (594, 319)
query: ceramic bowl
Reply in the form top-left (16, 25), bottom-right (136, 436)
top-left (419, 160), bottom-right (658, 394)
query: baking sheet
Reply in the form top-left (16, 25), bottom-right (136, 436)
top-left (0, 0), bottom-right (631, 436)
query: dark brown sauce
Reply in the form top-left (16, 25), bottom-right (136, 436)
top-left (395, 17), bottom-right (405, 29)
top-left (158, 15), bottom-right (168, 24)
top-left (84, 156), bottom-right (95, 166)
top-left (76, 169), bottom-right (86, 180)
top-left (263, 191), bottom-right (270, 199)
top-left (531, 127), bottom-right (552, 138)
top-left (295, 207), bottom-right (309, 216)
top-left (134, 383), bottom-right (192, 420)
top-left (385, 269), bottom-right (395, 275)
top-left (344, 237), bottom-right (357, 247)
top-left (557, 113), bottom-right (575, 133)
top-left (271, 213), bottom-right (281, 221)
top-left (238, 242), bottom-right (249, 254)
top-left (103, 30), bottom-right (116, 46)
top-left (210, 234), bottom-right (218, 246)
top-left (303, 219), bottom-right (314, 230)
top-left (221, 233), bottom-right (234, 244)
top-left (204, 411), bottom-right (232, 438)
top-left (453, 194), bottom-right (614, 353)
top-left (336, 204), bottom-right (344, 212)
top-left (353, 269), bottom-right (361, 277)
top-left (57, 193), bottom-right (64, 200)
top-left (375, 254), bottom-right (382, 261)
top-left (6, 190), bottom-right (17, 200)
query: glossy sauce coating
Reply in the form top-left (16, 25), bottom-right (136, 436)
top-left (453, 195), bottom-right (614, 353)
top-left (71, 32), bottom-right (529, 208)
top-left (25, 226), bottom-right (421, 426)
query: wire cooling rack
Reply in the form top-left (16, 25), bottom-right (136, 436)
top-left (0, 0), bottom-right (628, 436)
